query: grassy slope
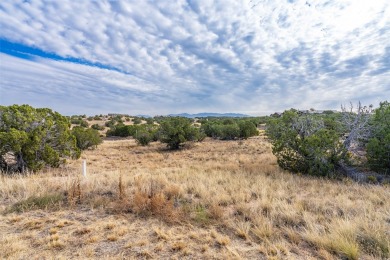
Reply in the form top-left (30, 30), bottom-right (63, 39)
top-left (1, 136), bottom-right (389, 259)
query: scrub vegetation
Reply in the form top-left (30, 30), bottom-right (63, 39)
top-left (0, 103), bottom-right (389, 259)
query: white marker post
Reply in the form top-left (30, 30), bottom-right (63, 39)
top-left (82, 160), bottom-right (87, 177)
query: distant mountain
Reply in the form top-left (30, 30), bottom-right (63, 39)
top-left (135, 114), bottom-right (152, 118)
top-left (168, 113), bottom-right (250, 118)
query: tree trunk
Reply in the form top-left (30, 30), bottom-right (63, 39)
top-left (15, 152), bottom-right (27, 173)
top-left (337, 161), bottom-right (367, 182)
top-left (0, 156), bottom-right (8, 173)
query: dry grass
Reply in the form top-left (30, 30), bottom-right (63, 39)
top-left (0, 136), bottom-right (389, 259)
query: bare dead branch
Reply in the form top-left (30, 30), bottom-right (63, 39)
top-left (340, 101), bottom-right (373, 155)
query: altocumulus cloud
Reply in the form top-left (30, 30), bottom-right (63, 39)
top-left (0, 0), bottom-right (389, 115)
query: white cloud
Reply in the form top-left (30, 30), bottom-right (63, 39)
top-left (0, 0), bottom-right (389, 115)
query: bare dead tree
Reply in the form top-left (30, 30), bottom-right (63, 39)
top-left (340, 101), bottom-right (374, 156)
top-left (292, 115), bottom-right (325, 139)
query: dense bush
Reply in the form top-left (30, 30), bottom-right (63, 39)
top-left (201, 118), bottom-right (258, 140)
top-left (145, 118), bottom-right (155, 125)
top-left (72, 126), bottom-right (102, 150)
top-left (266, 110), bottom-right (345, 176)
top-left (218, 124), bottom-right (240, 140)
top-left (80, 120), bottom-right (89, 127)
top-left (105, 115), bottom-right (126, 127)
top-left (366, 101), bottom-right (390, 174)
top-left (91, 124), bottom-right (105, 131)
top-left (105, 120), bottom-right (116, 128)
top-left (238, 120), bottom-right (258, 139)
top-left (159, 117), bottom-right (200, 149)
top-left (134, 130), bottom-right (153, 146)
top-left (266, 102), bottom-right (390, 177)
top-left (0, 105), bottom-right (80, 172)
top-left (113, 115), bottom-right (122, 121)
top-left (70, 118), bottom-right (82, 124)
top-left (70, 118), bottom-right (89, 128)
top-left (132, 117), bottom-right (142, 125)
top-left (106, 123), bottom-right (159, 145)
top-left (152, 116), bottom-right (163, 123)
top-left (106, 124), bottom-right (137, 137)
top-left (135, 124), bottom-right (160, 146)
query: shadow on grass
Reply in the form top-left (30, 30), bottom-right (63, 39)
top-left (4, 193), bottom-right (65, 214)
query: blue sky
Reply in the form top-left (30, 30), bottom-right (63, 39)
top-left (0, 0), bottom-right (389, 116)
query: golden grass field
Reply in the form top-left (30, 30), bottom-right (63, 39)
top-left (1, 135), bottom-right (389, 259)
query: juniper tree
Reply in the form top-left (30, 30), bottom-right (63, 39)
top-left (266, 109), bottom-right (344, 176)
top-left (265, 102), bottom-right (385, 177)
top-left (158, 117), bottom-right (199, 149)
top-left (0, 104), bottom-right (80, 173)
top-left (366, 101), bottom-right (390, 174)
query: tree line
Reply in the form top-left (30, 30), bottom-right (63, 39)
top-left (2, 102), bottom-right (387, 177)
top-left (0, 105), bottom-right (259, 173)
top-left (105, 116), bottom-right (259, 147)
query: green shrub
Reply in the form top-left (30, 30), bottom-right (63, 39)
top-left (201, 119), bottom-right (257, 140)
top-left (72, 126), bottom-right (102, 150)
top-left (146, 118), bottom-right (155, 125)
top-left (159, 117), bottom-right (199, 149)
top-left (133, 117), bottom-right (142, 124)
top-left (222, 118), bottom-right (235, 125)
top-left (71, 118), bottom-right (82, 124)
top-left (367, 175), bottom-right (377, 183)
top-left (105, 120), bottom-right (116, 128)
top-left (197, 131), bottom-right (207, 142)
top-left (79, 120), bottom-right (89, 128)
top-left (219, 124), bottom-right (240, 140)
top-left (266, 110), bottom-right (345, 176)
top-left (106, 124), bottom-right (136, 137)
top-left (113, 115), bottom-right (122, 121)
top-left (366, 101), bottom-right (390, 174)
top-left (135, 130), bottom-right (152, 146)
top-left (106, 124), bottom-right (159, 143)
top-left (238, 120), bottom-right (258, 139)
top-left (70, 117), bottom-right (88, 127)
top-left (91, 124), bottom-right (105, 131)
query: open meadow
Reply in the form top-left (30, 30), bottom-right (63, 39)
top-left (2, 0), bottom-right (390, 259)
top-left (1, 135), bottom-right (389, 259)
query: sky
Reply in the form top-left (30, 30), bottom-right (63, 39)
top-left (0, 0), bottom-right (389, 116)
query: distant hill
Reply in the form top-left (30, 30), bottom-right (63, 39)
top-left (168, 113), bottom-right (250, 118)
top-left (136, 114), bottom-right (152, 118)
